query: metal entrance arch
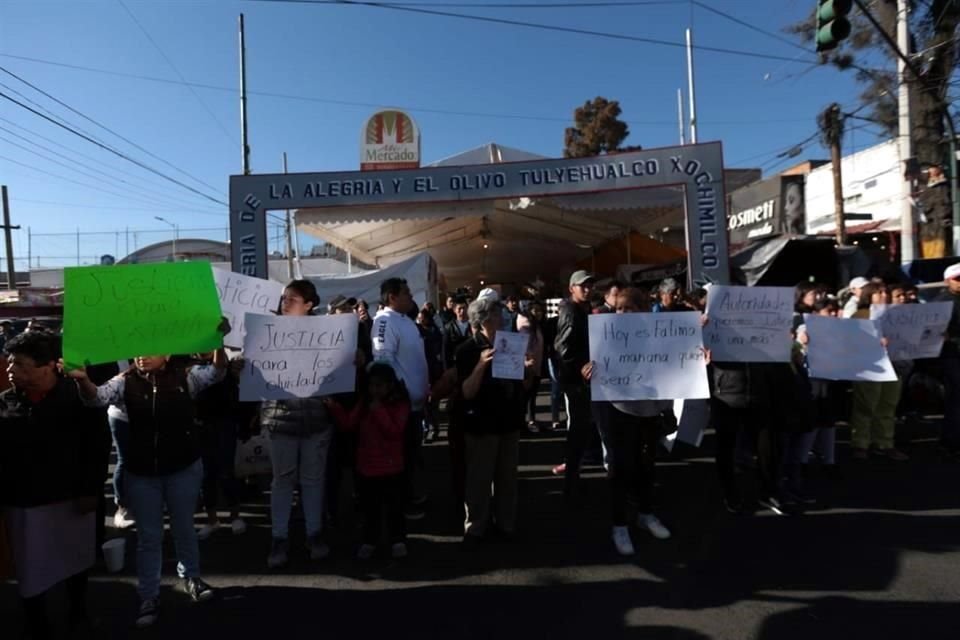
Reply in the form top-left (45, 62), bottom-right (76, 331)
top-left (229, 141), bottom-right (730, 285)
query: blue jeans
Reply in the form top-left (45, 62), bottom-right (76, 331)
top-left (547, 360), bottom-right (563, 423)
top-left (126, 460), bottom-right (204, 601)
top-left (108, 415), bottom-right (130, 507)
top-left (270, 432), bottom-right (331, 540)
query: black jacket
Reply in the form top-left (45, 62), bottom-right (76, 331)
top-left (454, 333), bottom-right (525, 435)
top-left (709, 362), bottom-right (774, 410)
top-left (0, 378), bottom-right (109, 507)
top-left (443, 319), bottom-right (473, 370)
top-left (554, 299), bottom-right (591, 387)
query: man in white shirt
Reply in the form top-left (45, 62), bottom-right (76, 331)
top-left (371, 277), bottom-right (430, 518)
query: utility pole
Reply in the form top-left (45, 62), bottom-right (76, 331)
top-left (677, 88), bottom-right (685, 145)
top-left (283, 152), bottom-right (294, 279)
top-left (239, 14), bottom-right (251, 175)
top-left (896, 0), bottom-right (915, 264)
top-left (685, 28), bottom-right (698, 144)
top-left (820, 104), bottom-right (847, 246)
top-left (1, 186), bottom-right (20, 290)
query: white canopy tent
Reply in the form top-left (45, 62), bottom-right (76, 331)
top-left (292, 143), bottom-right (752, 291)
top-left (304, 252), bottom-right (437, 309)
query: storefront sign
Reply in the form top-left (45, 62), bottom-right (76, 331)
top-left (361, 110), bottom-right (420, 171)
top-left (728, 175), bottom-right (805, 244)
top-left (230, 142), bottom-right (730, 286)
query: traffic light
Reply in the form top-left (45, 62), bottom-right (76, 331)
top-left (815, 0), bottom-right (852, 53)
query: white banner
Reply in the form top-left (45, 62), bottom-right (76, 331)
top-left (804, 314), bottom-right (897, 382)
top-left (239, 313), bottom-right (358, 400)
top-left (588, 312), bottom-right (710, 401)
top-left (870, 302), bottom-right (952, 360)
top-left (704, 285), bottom-right (794, 363)
top-left (492, 331), bottom-right (528, 381)
top-left (212, 267), bottom-right (284, 348)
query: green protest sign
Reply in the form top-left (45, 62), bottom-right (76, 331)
top-left (63, 262), bottom-right (224, 369)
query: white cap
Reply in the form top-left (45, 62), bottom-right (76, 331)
top-left (944, 263), bottom-right (960, 280)
top-left (849, 277), bottom-right (869, 290)
top-left (476, 288), bottom-right (500, 303)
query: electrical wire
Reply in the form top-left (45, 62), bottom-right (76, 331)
top-left (11, 198), bottom-right (231, 216)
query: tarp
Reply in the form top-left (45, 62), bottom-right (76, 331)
top-left (306, 252), bottom-right (437, 309)
top-left (730, 236), bottom-right (870, 288)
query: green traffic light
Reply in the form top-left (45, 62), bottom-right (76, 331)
top-left (815, 0), bottom-right (853, 52)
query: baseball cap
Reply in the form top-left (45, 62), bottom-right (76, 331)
top-left (569, 270), bottom-right (595, 287)
top-left (849, 277), bottom-right (869, 290)
top-left (328, 294), bottom-right (352, 312)
top-left (944, 263), bottom-right (960, 280)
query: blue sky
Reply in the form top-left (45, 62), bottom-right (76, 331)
top-left (0, 0), bottom-right (889, 268)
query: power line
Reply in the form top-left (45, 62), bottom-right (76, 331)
top-left (249, 0), bottom-right (820, 64)
top-left (11, 198), bottom-right (231, 216)
top-left (0, 65), bottom-right (225, 197)
top-left (116, 0), bottom-right (236, 144)
top-left (0, 53), bottom-right (819, 127)
top-left (690, 1), bottom-right (811, 54)
top-left (0, 87), bottom-right (228, 206)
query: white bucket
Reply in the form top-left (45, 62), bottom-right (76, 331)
top-left (102, 538), bottom-right (126, 573)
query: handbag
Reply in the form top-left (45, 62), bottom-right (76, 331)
top-left (234, 433), bottom-right (272, 478)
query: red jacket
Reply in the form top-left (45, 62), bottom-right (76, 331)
top-left (329, 400), bottom-right (409, 477)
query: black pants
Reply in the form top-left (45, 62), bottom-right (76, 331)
top-left (526, 377), bottom-right (542, 423)
top-left (22, 570), bottom-right (88, 640)
top-left (357, 473), bottom-right (406, 545)
top-left (607, 410), bottom-right (660, 526)
top-left (404, 411), bottom-right (424, 503)
top-left (712, 402), bottom-right (780, 500)
top-left (200, 418), bottom-right (240, 513)
top-left (563, 384), bottom-right (595, 493)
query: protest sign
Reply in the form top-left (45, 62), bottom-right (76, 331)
top-left (871, 302), bottom-right (952, 360)
top-left (211, 266), bottom-right (284, 348)
top-left (704, 285), bottom-right (794, 363)
top-left (492, 331), bottom-right (528, 381)
top-left (588, 312), bottom-right (710, 401)
top-left (804, 314), bottom-right (897, 382)
top-left (63, 262), bottom-right (223, 370)
top-left (239, 312), bottom-right (358, 400)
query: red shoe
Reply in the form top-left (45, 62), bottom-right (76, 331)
top-left (551, 463), bottom-right (566, 476)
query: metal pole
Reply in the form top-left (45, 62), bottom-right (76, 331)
top-left (686, 28), bottom-right (698, 144)
top-left (896, 0), bottom-right (915, 264)
top-left (239, 14), bottom-right (251, 175)
top-left (677, 88), bottom-right (685, 146)
top-left (830, 109), bottom-right (847, 246)
top-left (283, 152), bottom-right (294, 279)
top-left (1, 186), bottom-right (19, 289)
top-left (27, 226), bottom-right (31, 270)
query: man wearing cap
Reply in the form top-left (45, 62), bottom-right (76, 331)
top-left (555, 270), bottom-right (597, 499)
top-left (936, 263), bottom-right (960, 457)
top-left (842, 277), bottom-right (869, 318)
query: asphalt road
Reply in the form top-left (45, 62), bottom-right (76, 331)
top-left (3, 411), bottom-right (959, 640)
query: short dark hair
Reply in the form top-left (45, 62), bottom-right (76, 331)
top-left (282, 280), bottom-right (321, 314)
top-left (4, 330), bottom-right (61, 365)
top-left (505, 295), bottom-right (519, 303)
top-left (380, 278), bottom-right (409, 307)
top-left (604, 280), bottom-right (626, 294)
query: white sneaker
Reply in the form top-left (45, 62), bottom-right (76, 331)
top-left (612, 526), bottom-right (635, 556)
top-left (391, 542), bottom-right (408, 559)
top-left (231, 518), bottom-right (247, 536)
top-left (113, 507), bottom-right (135, 529)
top-left (637, 513), bottom-right (671, 540)
top-left (196, 522), bottom-right (219, 541)
top-left (356, 544), bottom-right (376, 560)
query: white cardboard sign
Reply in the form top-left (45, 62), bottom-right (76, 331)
top-left (870, 302), bottom-right (952, 360)
top-left (704, 285), bottom-right (794, 363)
top-left (804, 314), bottom-right (897, 382)
top-left (212, 267), bottom-right (284, 348)
top-left (492, 331), bottom-right (528, 381)
top-left (588, 312), bottom-right (710, 401)
top-left (239, 312), bottom-right (358, 400)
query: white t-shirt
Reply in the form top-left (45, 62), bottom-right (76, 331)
top-left (371, 307), bottom-right (430, 410)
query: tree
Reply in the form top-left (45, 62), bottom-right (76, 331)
top-left (787, 1), bottom-right (960, 254)
top-left (564, 97), bottom-right (641, 158)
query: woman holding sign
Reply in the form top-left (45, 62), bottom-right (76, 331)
top-left (68, 321), bottom-right (230, 629)
top-left (582, 287), bottom-right (674, 556)
top-left (261, 280), bottom-right (336, 568)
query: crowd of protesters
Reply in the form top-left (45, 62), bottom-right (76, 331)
top-left (3, 264), bottom-right (960, 636)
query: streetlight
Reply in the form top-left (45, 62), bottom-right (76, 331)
top-left (154, 216), bottom-right (178, 261)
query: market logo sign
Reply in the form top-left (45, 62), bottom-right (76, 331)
top-left (361, 110), bottom-right (420, 171)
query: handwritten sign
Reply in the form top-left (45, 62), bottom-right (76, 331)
top-left (63, 262), bottom-right (223, 370)
top-left (212, 267), bottom-right (283, 348)
top-left (704, 285), bottom-right (794, 363)
top-left (588, 312), bottom-right (710, 401)
top-left (804, 314), bottom-right (897, 382)
top-left (871, 302), bottom-right (952, 360)
top-left (239, 313), bottom-right (358, 400)
top-left (492, 331), bottom-right (528, 381)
